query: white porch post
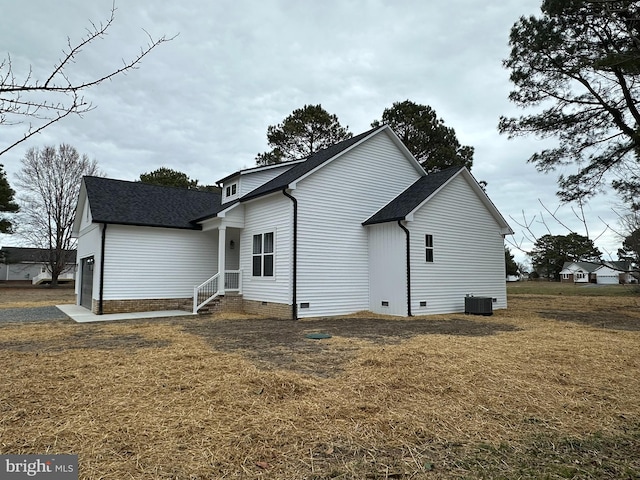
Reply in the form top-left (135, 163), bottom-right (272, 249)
top-left (218, 226), bottom-right (226, 295)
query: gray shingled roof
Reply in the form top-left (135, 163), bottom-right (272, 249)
top-left (241, 126), bottom-right (384, 201)
top-left (83, 177), bottom-right (222, 230)
top-left (0, 246), bottom-right (76, 263)
top-left (562, 260), bottom-right (630, 273)
top-left (363, 167), bottom-right (462, 225)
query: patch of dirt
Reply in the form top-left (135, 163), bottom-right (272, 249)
top-left (0, 286), bottom-right (520, 376)
top-left (538, 305), bottom-right (640, 331)
top-left (178, 316), bottom-right (519, 376)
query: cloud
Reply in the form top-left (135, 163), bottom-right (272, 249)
top-left (0, 0), bottom-right (624, 261)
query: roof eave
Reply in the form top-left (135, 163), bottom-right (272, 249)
top-left (362, 216), bottom-right (406, 226)
top-left (92, 219), bottom-right (202, 231)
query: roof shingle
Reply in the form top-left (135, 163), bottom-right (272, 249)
top-left (363, 167), bottom-right (462, 225)
top-left (0, 247), bottom-right (76, 263)
top-left (83, 177), bottom-right (222, 229)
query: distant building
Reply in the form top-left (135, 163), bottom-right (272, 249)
top-left (0, 246), bottom-right (76, 284)
top-left (559, 261), bottom-right (632, 284)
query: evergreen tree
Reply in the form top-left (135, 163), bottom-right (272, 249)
top-left (529, 233), bottom-right (602, 280)
top-left (0, 164), bottom-right (19, 233)
top-left (139, 167), bottom-right (199, 189)
top-left (372, 100), bottom-right (473, 174)
top-left (500, 0), bottom-right (640, 205)
top-left (256, 105), bottom-right (352, 165)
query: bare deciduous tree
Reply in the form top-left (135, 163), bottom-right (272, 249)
top-left (16, 144), bottom-right (101, 286)
top-left (0, 3), bottom-right (172, 157)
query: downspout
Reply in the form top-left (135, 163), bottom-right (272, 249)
top-left (99, 223), bottom-right (107, 315)
top-left (282, 189), bottom-right (298, 320)
top-left (397, 221), bottom-right (412, 317)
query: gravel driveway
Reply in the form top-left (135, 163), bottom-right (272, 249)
top-left (0, 306), bottom-right (70, 323)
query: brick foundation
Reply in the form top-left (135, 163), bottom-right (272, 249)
top-left (80, 294), bottom-right (292, 319)
top-left (95, 297), bottom-right (192, 315)
top-left (242, 298), bottom-right (292, 319)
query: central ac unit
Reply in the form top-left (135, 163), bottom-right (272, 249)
top-left (464, 296), bottom-right (493, 316)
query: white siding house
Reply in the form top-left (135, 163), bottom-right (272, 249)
top-left (560, 261), bottom-right (631, 285)
top-left (0, 246), bottom-right (76, 283)
top-left (292, 130), bottom-right (423, 317)
top-left (73, 125), bottom-right (513, 318)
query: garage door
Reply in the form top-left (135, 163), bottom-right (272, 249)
top-left (80, 256), bottom-right (94, 309)
top-left (596, 274), bottom-right (618, 285)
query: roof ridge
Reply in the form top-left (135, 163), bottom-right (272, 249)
top-left (84, 176), bottom-right (221, 197)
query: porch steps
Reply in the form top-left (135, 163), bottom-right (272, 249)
top-left (196, 297), bottom-right (221, 315)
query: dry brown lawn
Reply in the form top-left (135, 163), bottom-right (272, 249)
top-left (0, 288), bottom-right (639, 479)
top-left (0, 284), bottom-right (76, 309)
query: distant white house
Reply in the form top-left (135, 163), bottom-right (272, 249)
top-left (72, 125), bottom-right (513, 318)
top-left (0, 246), bottom-right (76, 284)
top-left (560, 261), bottom-right (631, 284)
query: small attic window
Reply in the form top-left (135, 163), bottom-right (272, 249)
top-left (225, 183), bottom-right (237, 197)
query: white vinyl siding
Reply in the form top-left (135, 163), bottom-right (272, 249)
top-left (368, 223), bottom-right (407, 316)
top-left (409, 174), bottom-right (507, 314)
top-left (294, 130), bottom-right (422, 318)
top-left (239, 163), bottom-right (297, 196)
top-left (240, 194), bottom-right (291, 304)
top-left (102, 225), bottom-right (217, 300)
top-left (1, 262), bottom-right (46, 282)
top-left (79, 201), bottom-right (92, 231)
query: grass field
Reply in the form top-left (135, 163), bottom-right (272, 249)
top-left (507, 281), bottom-right (640, 296)
top-left (0, 287), bottom-right (638, 478)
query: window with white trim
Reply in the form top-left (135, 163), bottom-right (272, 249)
top-left (225, 183), bottom-right (237, 198)
top-left (425, 234), bottom-right (434, 263)
top-left (252, 232), bottom-right (274, 277)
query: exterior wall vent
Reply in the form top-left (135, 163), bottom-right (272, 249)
top-left (419, 301), bottom-right (427, 307)
top-left (300, 302), bottom-right (310, 309)
top-left (381, 301), bottom-right (389, 307)
top-left (464, 296), bottom-right (493, 316)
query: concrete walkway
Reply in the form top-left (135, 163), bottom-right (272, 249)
top-left (56, 304), bottom-right (195, 323)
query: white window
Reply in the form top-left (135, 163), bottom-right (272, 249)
top-left (576, 272), bottom-right (585, 279)
top-left (425, 234), bottom-right (434, 263)
top-left (252, 232), bottom-right (274, 277)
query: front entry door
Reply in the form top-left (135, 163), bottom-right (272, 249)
top-left (80, 257), bottom-right (94, 310)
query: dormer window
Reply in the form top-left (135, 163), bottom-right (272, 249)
top-left (225, 183), bottom-right (237, 197)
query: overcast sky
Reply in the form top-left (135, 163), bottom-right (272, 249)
top-left (0, 1), bottom-right (626, 265)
